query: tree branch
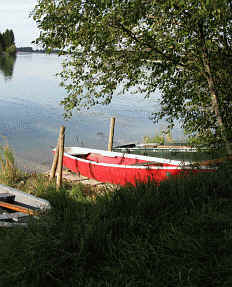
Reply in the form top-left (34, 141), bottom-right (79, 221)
top-left (112, 21), bottom-right (186, 68)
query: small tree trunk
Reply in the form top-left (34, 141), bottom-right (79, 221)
top-left (199, 26), bottom-right (231, 154)
top-left (202, 54), bottom-right (231, 154)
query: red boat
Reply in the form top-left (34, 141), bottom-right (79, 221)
top-left (54, 147), bottom-right (216, 186)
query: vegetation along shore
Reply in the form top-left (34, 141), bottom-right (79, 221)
top-left (0, 29), bottom-right (16, 55)
top-left (0, 144), bottom-right (232, 286)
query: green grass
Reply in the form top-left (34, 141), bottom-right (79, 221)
top-left (0, 143), bottom-right (24, 186)
top-left (0, 159), bottom-right (231, 286)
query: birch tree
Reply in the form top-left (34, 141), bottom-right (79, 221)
top-left (33, 0), bottom-right (232, 152)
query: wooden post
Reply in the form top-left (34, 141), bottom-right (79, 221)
top-left (49, 126), bottom-right (65, 181)
top-left (56, 126), bottom-right (65, 190)
top-left (49, 142), bottom-right (59, 181)
top-left (108, 117), bottom-right (115, 151)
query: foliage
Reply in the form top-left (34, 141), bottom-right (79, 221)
top-left (32, 0), bottom-right (232, 148)
top-left (0, 162), bottom-right (232, 286)
top-left (144, 134), bottom-right (165, 145)
top-left (0, 29), bottom-right (16, 55)
top-left (144, 129), bottom-right (173, 145)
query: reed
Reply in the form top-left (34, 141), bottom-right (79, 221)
top-left (0, 143), bottom-right (23, 186)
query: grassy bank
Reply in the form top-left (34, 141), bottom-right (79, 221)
top-left (0, 145), bottom-right (232, 286)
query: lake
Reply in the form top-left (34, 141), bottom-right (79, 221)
top-left (0, 52), bottom-right (183, 172)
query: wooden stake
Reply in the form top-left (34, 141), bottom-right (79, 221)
top-left (49, 141), bottom-right (59, 181)
top-left (108, 117), bottom-right (115, 151)
top-left (50, 126), bottom-right (65, 181)
top-left (56, 126), bottom-right (65, 190)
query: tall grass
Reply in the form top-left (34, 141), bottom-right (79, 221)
top-left (0, 143), bottom-right (24, 186)
top-left (0, 161), bottom-right (231, 286)
top-left (0, 143), bottom-right (59, 193)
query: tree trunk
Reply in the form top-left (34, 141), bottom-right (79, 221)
top-left (200, 28), bottom-right (231, 155)
top-left (203, 56), bottom-right (231, 154)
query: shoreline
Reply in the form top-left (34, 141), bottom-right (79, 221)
top-left (14, 154), bottom-right (51, 174)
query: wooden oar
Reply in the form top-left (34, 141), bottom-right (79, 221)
top-left (194, 155), bottom-right (232, 167)
top-left (128, 161), bottom-right (165, 166)
top-left (0, 201), bottom-right (36, 215)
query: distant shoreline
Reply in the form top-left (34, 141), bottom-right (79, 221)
top-left (16, 47), bottom-right (60, 54)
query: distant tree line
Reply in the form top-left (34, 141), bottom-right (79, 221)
top-left (0, 29), bottom-right (16, 55)
top-left (16, 46), bottom-right (62, 54)
top-left (16, 47), bottom-right (33, 52)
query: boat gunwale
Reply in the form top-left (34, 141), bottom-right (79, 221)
top-left (62, 146), bottom-right (189, 166)
top-left (61, 148), bottom-right (216, 171)
top-left (113, 147), bottom-right (198, 152)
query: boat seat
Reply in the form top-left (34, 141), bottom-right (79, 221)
top-left (0, 193), bottom-right (15, 202)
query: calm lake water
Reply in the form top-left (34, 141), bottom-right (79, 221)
top-left (0, 52), bottom-right (183, 171)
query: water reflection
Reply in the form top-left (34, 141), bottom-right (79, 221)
top-left (0, 53), bottom-right (184, 172)
top-left (0, 53), bottom-right (16, 79)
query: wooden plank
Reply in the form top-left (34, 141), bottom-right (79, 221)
top-left (0, 201), bottom-right (36, 215)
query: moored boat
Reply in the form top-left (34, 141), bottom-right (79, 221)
top-left (0, 184), bottom-right (51, 227)
top-left (113, 143), bottom-right (198, 152)
top-left (112, 143), bottom-right (217, 162)
top-left (54, 146), bottom-right (216, 186)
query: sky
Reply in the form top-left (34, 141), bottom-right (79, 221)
top-left (0, 0), bottom-right (39, 47)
